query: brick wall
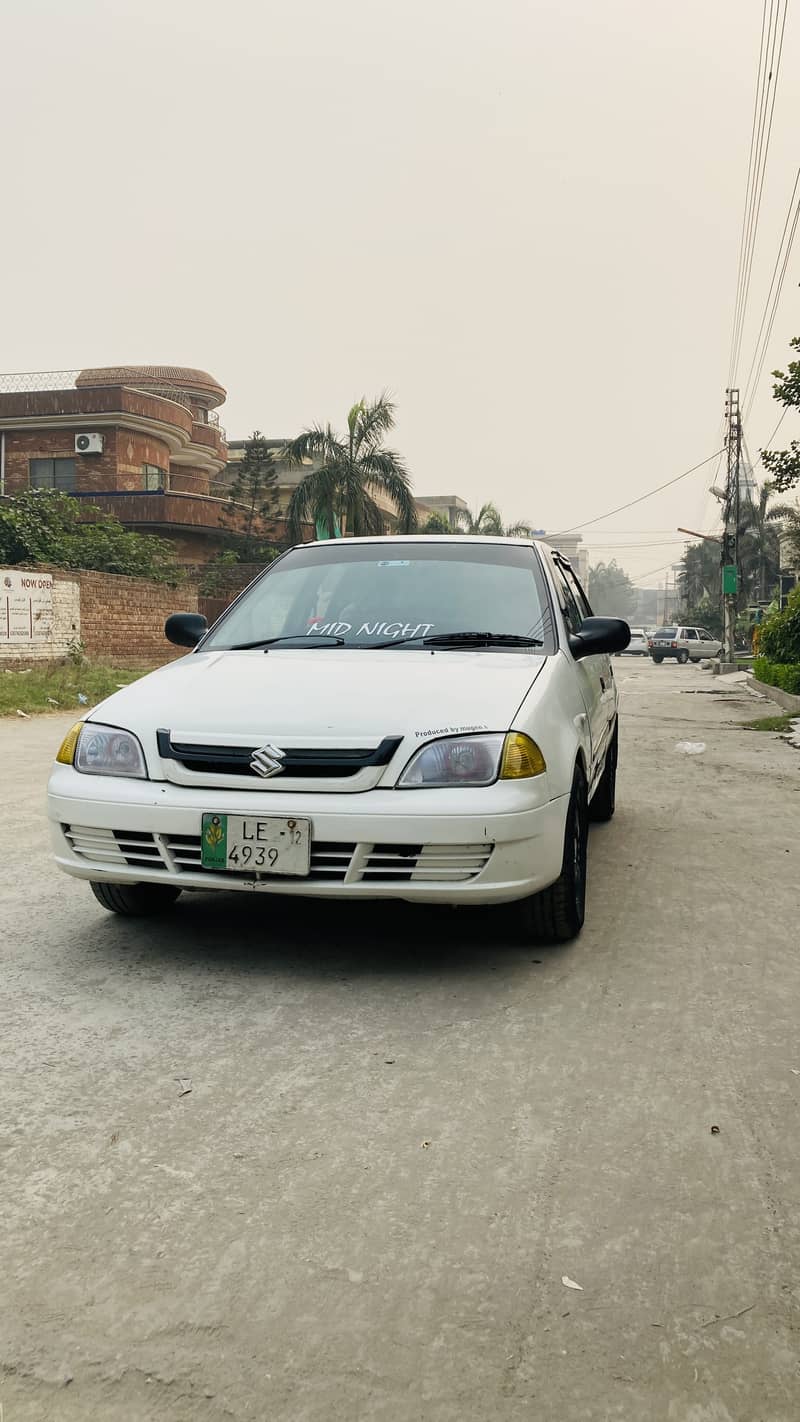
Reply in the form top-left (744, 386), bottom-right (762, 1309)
top-left (169, 463), bottom-right (210, 496)
top-left (2, 428), bottom-right (176, 496)
top-left (3, 428), bottom-right (121, 495)
top-left (76, 569), bottom-right (199, 666)
top-left (1, 567), bottom-right (198, 667)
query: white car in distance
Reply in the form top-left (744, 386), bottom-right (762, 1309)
top-left (620, 626), bottom-right (649, 655)
top-left (48, 537), bottom-right (630, 942)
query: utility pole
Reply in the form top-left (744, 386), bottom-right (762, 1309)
top-left (721, 388), bottom-right (742, 666)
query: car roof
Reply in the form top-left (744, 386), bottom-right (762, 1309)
top-left (299, 534), bottom-right (546, 548)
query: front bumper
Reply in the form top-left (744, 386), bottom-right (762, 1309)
top-left (47, 767), bottom-right (568, 906)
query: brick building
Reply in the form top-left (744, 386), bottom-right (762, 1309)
top-left (0, 366), bottom-right (243, 563)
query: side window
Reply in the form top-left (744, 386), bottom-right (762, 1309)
top-left (551, 562), bottom-right (584, 635)
top-left (561, 563), bottom-right (593, 620)
top-left (685, 628), bottom-right (698, 641)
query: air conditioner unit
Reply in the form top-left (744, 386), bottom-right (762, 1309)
top-left (75, 432), bottom-right (104, 455)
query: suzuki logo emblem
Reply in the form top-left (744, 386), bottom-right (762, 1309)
top-left (250, 743), bottom-right (286, 778)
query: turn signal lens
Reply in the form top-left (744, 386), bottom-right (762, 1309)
top-left (56, 721), bottom-right (84, 765)
top-left (500, 732), bottom-right (546, 779)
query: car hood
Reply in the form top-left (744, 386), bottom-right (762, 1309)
top-left (90, 647), bottom-right (547, 749)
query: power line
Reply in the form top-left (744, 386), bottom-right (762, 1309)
top-left (552, 449), bottom-right (724, 536)
top-left (728, 0), bottom-right (789, 386)
top-left (743, 172), bottom-right (800, 419)
top-left (729, 0), bottom-right (772, 385)
top-left (585, 539), bottom-right (691, 550)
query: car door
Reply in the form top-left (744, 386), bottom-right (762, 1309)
top-left (699, 628), bottom-right (721, 657)
top-left (549, 556), bottom-right (610, 786)
top-left (684, 627), bottom-right (700, 659)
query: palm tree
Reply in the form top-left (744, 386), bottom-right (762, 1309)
top-left (767, 498), bottom-right (800, 580)
top-left (285, 396), bottom-right (416, 543)
top-left (455, 503), bottom-right (537, 537)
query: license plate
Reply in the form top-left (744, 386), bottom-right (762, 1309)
top-left (655, 641), bottom-right (670, 646)
top-left (201, 814), bottom-right (310, 875)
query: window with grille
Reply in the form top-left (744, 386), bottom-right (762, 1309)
top-left (29, 457), bottom-right (76, 491)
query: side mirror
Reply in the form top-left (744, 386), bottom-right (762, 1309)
top-left (165, 612), bottom-right (208, 648)
top-left (569, 616), bottom-right (630, 660)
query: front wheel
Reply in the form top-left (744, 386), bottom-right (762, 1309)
top-left (677, 649), bottom-right (689, 664)
top-left (516, 768), bottom-right (588, 943)
top-left (90, 881), bottom-right (182, 917)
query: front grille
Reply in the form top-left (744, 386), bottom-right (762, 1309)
top-left (65, 825), bottom-right (162, 870)
top-left (64, 826), bottom-right (493, 886)
top-left (156, 730), bottom-right (402, 781)
top-left (362, 843), bottom-right (493, 882)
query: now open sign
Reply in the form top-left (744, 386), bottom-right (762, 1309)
top-left (1, 569), bottom-right (54, 642)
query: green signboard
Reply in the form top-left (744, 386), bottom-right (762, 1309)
top-left (723, 564), bottom-right (738, 595)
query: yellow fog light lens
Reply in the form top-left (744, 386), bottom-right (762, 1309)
top-left (56, 721), bottom-right (84, 765)
top-left (500, 732), bottom-right (546, 779)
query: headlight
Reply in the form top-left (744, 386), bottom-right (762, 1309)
top-left (56, 722), bottom-right (148, 779)
top-left (397, 732), bottom-right (546, 789)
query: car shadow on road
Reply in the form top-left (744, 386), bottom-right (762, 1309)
top-left (74, 889), bottom-right (577, 982)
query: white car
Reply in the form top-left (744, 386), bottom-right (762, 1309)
top-left (48, 537), bottom-right (630, 941)
top-left (620, 626), bottom-right (649, 655)
top-left (648, 625), bottom-right (722, 664)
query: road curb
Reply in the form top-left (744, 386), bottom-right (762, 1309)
top-left (749, 676), bottom-right (800, 714)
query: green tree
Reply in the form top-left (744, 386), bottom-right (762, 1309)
top-left (739, 484), bottom-right (792, 602)
top-left (224, 430), bottom-right (282, 558)
top-left (678, 538), bottom-right (720, 611)
top-left (761, 335), bottom-right (800, 492)
top-left (419, 511), bottom-right (453, 534)
top-left (454, 503), bottom-right (537, 537)
top-left (455, 503), bottom-right (504, 535)
top-left (285, 395), bottom-right (416, 542)
top-left (0, 489), bottom-right (183, 584)
top-left (759, 583), bottom-right (800, 663)
top-left (587, 559), bottom-right (637, 619)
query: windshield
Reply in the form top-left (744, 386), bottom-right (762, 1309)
top-left (203, 541), bottom-right (556, 653)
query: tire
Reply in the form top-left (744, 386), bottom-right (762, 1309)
top-left (677, 649), bottom-right (689, 664)
top-left (516, 768), bottom-right (588, 943)
top-left (90, 881), bottom-right (182, 917)
top-left (652, 655), bottom-right (664, 664)
top-left (589, 725), bottom-right (617, 822)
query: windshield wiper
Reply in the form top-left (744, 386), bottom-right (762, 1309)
top-left (224, 633), bottom-right (346, 651)
top-left (372, 630), bottom-right (543, 650)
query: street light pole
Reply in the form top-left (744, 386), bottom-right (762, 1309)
top-left (722, 389), bottom-right (741, 665)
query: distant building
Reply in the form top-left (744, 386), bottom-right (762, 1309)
top-left (415, 494), bottom-right (470, 529)
top-left (541, 532), bottom-right (588, 583)
top-left (0, 365), bottom-right (233, 563)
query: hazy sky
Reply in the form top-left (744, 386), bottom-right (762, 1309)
top-left (3, 0), bottom-right (799, 583)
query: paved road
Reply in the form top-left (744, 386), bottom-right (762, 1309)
top-left (3, 662), bottom-right (799, 1421)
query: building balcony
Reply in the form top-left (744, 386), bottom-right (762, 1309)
top-left (189, 421), bottom-right (228, 462)
top-left (73, 489), bottom-right (292, 543)
top-left (74, 489), bottom-right (233, 536)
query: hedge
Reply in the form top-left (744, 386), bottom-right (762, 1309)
top-left (753, 657), bottom-right (800, 697)
top-left (758, 586), bottom-right (800, 664)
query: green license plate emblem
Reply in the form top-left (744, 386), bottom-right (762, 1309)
top-left (202, 813), bottom-right (228, 869)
